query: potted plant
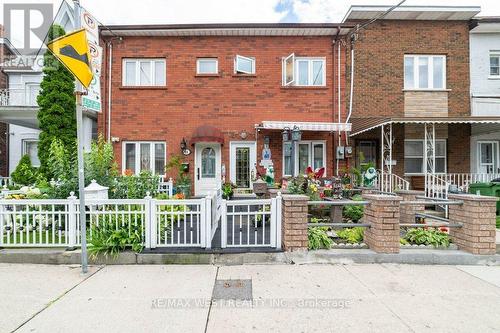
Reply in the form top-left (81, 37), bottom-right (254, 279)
top-left (166, 155), bottom-right (191, 198)
top-left (222, 182), bottom-right (235, 200)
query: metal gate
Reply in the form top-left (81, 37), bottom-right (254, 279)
top-left (220, 195), bottom-right (282, 249)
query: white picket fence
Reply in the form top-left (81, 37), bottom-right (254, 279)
top-left (0, 193), bottom-right (282, 250)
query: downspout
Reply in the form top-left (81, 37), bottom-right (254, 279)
top-left (345, 34), bottom-right (355, 147)
top-left (333, 27), bottom-right (341, 175)
top-left (107, 41), bottom-right (112, 142)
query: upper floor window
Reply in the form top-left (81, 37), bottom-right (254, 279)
top-left (123, 59), bottom-right (166, 86)
top-left (234, 55), bottom-right (255, 74)
top-left (404, 55), bottom-right (446, 90)
top-left (197, 58), bottom-right (218, 74)
top-left (282, 54), bottom-right (326, 87)
top-left (123, 141), bottom-right (166, 175)
top-left (490, 52), bottom-right (500, 77)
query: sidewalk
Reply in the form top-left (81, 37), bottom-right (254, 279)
top-left (1, 263), bottom-right (500, 333)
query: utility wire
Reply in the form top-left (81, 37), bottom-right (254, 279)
top-left (350, 0), bottom-right (407, 38)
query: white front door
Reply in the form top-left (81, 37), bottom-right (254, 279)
top-left (195, 143), bottom-right (221, 196)
top-left (230, 141), bottom-right (256, 188)
top-left (478, 141), bottom-right (499, 174)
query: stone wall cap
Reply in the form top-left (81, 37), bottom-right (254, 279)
top-left (395, 189), bottom-right (425, 195)
top-left (282, 194), bottom-right (310, 200)
top-left (448, 193), bottom-right (499, 202)
top-left (362, 194), bottom-right (402, 201)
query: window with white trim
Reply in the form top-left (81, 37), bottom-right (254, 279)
top-left (283, 141), bottom-right (325, 177)
top-left (404, 139), bottom-right (446, 174)
top-left (22, 139), bottom-right (40, 167)
top-left (282, 54), bottom-right (326, 87)
top-left (404, 55), bottom-right (446, 90)
top-left (490, 52), bottom-right (500, 77)
top-left (234, 55), bottom-right (255, 74)
top-left (123, 59), bottom-right (166, 86)
top-left (196, 58), bottom-right (218, 74)
top-left (123, 142), bottom-right (166, 175)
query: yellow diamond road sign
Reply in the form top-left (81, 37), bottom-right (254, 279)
top-left (46, 28), bottom-right (94, 88)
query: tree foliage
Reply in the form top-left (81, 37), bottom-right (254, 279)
top-left (11, 155), bottom-right (38, 185)
top-left (37, 24), bottom-right (76, 177)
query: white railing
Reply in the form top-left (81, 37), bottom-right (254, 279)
top-left (150, 197), bottom-right (211, 248)
top-left (444, 173), bottom-right (500, 193)
top-left (374, 172), bottom-right (410, 193)
top-left (0, 88), bottom-right (40, 107)
top-left (425, 174), bottom-right (449, 200)
top-left (0, 177), bottom-right (12, 188)
top-left (157, 176), bottom-right (174, 196)
top-left (221, 194), bottom-right (282, 248)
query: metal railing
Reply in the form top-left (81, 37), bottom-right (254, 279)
top-left (375, 172), bottom-right (410, 193)
top-left (0, 88), bottom-right (40, 107)
top-left (307, 200), bottom-right (371, 228)
top-left (445, 173), bottom-right (500, 192)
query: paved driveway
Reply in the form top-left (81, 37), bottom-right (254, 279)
top-left (1, 263), bottom-right (499, 333)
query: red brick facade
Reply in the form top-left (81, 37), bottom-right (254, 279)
top-left (99, 33), bottom-right (348, 187)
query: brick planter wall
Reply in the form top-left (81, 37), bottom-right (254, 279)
top-left (448, 194), bottom-right (498, 255)
top-left (281, 194), bottom-right (309, 251)
top-left (362, 194), bottom-right (402, 253)
top-left (396, 190), bottom-right (425, 225)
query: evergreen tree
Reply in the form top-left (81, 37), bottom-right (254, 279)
top-left (37, 24), bottom-right (76, 177)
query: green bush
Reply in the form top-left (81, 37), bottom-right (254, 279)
top-left (336, 227), bottom-right (364, 244)
top-left (308, 227), bottom-right (332, 250)
top-left (84, 135), bottom-right (118, 188)
top-left (404, 228), bottom-right (450, 248)
top-left (11, 155), bottom-right (38, 185)
top-left (343, 194), bottom-right (364, 222)
top-left (111, 171), bottom-right (159, 199)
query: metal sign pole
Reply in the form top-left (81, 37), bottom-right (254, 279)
top-left (73, 0), bottom-right (88, 274)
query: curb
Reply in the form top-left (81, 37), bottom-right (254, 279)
top-left (1, 248), bottom-right (499, 266)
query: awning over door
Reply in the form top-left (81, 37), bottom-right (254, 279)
top-left (350, 116), bottom-right (500, 137)
top-left (190, 125), bottom-right (224, 145)
top-left (257, 121), bottom-right (351, 132)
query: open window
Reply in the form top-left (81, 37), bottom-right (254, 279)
top-left (282, 53), bottom-right (295, 86)
top-left (234, 55), bottom-right (255, 74)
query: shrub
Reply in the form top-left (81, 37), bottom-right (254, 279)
top-left (84, 135), bottom-right (118, 188)
top-left (404, 228), bottom-right (451, 248)
top-left (336, 227), bottom-right (364, 244)
top-left (111, 171), bottom-right (159, 199)
top-left (343, 194), bottom-right (364, 222)
top-left (308, 227), bottom-right (333, 250)
top-left (11, 155), bottom-right (38, 185)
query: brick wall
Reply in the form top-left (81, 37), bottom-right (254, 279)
top-left (281, 194), bottom-right (309, 251)
top-left (99, 35), bottom-right (347, 182)
top-left (362, 194), bottom-right (401, 253)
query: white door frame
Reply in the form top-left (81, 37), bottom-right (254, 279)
top-left (477, 141), bottom-right (499, 174)
top-left (229, 141), bottom-right (256, 189)
top-left (194, 143), bottom-right (222, 196)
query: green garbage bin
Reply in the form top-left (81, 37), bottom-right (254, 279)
top-left (468, 182), bottom-right (500, 214)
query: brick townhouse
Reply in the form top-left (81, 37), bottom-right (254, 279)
top-left (343, 5), bottom-right (500, 195)
top-left (99, 24), bottom-right (352, 196)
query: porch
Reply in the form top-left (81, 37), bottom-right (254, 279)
top-left (350, 117), bottom-right (500, 198)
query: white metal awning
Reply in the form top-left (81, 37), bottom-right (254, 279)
top-left (257, 121), bottom-right (351, 132)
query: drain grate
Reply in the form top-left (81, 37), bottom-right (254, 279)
top-left (212, 279), bottom-right (252, 300)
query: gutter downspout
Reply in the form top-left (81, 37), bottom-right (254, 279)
top-left (107, 41), bottom-right (112, 143)
top-left (345, 34), bottom-right (355, 147)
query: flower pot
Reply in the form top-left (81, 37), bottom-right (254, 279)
top-left (252, 179), bottom-right (268, 198)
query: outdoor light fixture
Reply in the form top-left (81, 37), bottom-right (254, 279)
top-left (180, 138), bottom-right (187, 150)
top-left (291, 125), bottom-right (302, 141)
top-left (282, 127), bottom-right (290, 141)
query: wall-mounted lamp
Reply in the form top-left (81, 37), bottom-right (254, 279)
top-left (282, 127), bottom-right (290, 142)
top-left (180, 138), bottom-right (187, 151)
top-left (291, 125), bottom-right (302, 142)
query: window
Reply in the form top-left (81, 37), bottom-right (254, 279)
top-left (122, 59), bottom-right (166, 86)
top-left (490, 52), bottom-right (500, 77)
top-left (404, 139), bottom-right (446, 174)
top-left (283, 141), bottom-right (325, 177)
top-left (122, 142), bottom-right (166, 175)
top-left (196, 58), bottom-right (218, 74)
top-left (282, 54), bottom-right (325, 87)
top-left (404, 55), bottom-right (446, 90)
top-left (22, 139), bottom-right (40, 167)
top-left (356, 140), bottom-right (377, 167)
top-left (201, 147), bottom-right (216, 178)
top-left (234, 55), bottom-right (255, 74)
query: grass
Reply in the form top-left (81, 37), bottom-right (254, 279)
top-left (3, 232), bottom-right (67, 246)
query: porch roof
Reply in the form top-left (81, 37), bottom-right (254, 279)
top-left (256, 121), bottom-right (351, 132)
top-left (350, 116), bottom-right (500, 137)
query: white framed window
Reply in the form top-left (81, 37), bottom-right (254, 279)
top-left (196, 58), bottom-right (218, 74)
top-left (122, 59), bottom-right (166, 86)
top-left (234, 55), bottom-right (255, 74)
top-left (283, 141), bottom-right (326, 177)
top-left (489, 52), bottom-right (500, 78)
top-left (404, 55), bottom-right (446, 90)
top-left (404, 139), bottom-right (446, 175)
top-left (22, 139), bottom-right (40, 167)
top-left (122, 141), bottom-right (166, 175)
top-left (282, 54), bottom-right (326, 87)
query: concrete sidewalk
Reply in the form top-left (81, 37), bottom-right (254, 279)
top-left (1, 263), bottom-right (499, 333)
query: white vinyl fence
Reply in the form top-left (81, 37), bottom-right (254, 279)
top-left (0, 193), bottom-right (281, 250)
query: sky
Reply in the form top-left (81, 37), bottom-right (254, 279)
top-left (1, 0), bottom-right (499, 48)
